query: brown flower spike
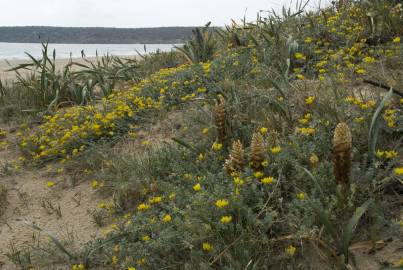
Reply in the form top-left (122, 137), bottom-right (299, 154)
top-left (251, 132), bottom-right (265, 171)
top-left (332, 122), bottom-right (352, 187)
top-left (225, 140), bottom-right (245, 174)
top-left (214, 96), bottom-right (226, 143)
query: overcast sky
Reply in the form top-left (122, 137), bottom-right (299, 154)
top-left (0, 0), bottom-right (330, 28)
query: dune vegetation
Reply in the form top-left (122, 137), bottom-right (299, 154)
top-left (0, 0), bottom-right (402, 269)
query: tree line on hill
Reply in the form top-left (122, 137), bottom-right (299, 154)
top-left (0, 26), bottom-right (196, 44)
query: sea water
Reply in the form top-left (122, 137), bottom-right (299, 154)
top-left (0, 42), bottom-right (178, 60)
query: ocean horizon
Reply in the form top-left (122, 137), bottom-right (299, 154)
top-left (0, 42), bottom-right (179, 60)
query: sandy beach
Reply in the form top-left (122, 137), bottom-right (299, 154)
top-left (0, 56), bottom-right (138, 82)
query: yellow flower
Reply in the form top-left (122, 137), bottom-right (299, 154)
top-left (193, 183), bottom-right (201, 192)
top-left (387, 121), bottom-right (396, 128)
top-left (202, 242), bottom-right (213, 252)
top-left (162, 214), bottom-right (172, 223)
top-left (363, 56), bottom-right (375, 64)
top-left (98, 202), bottom-right (106, 209)
top-left (376, 150), bottom-right (385, 158)
top-left (111, 255), bottom-right (118, 264)
top-left (355, 68), bottom-right (366, 75)
top-left (296, 74), bottom-right (305, 80)
top-left (197, 87), bottom-right (207, 93)
top-left (297, 192), bottom-right (305, 201)
top-left (198, 153), bottom-right (205, 161)
top-left (128, 267), bottom-right (137, 270)
top-left (304, 37), bottom-right (313, 43)
top-left (136, 258), bottom-right (146, 266)
top-left (202, 128), bottom-right (209, 134)
top-left (92, 123), bottom-right (101, 131)
top-left (260, 127), bottom-right (268, 135)
top-left (295, 53), bottom-right (306, 60)
top-left (212, 142), bottom-right (223, 151)
top-left (137, 203), bottom-right (151, 211)
top-left (91, 180), bottom-right (99, 189)
top-left (233, 177), bottom-right (245, 186)
top-left (354, 117), bottom-right (364, 123)
top-left (142, 140), bottom-right (150, 146)
top-left (261, 176), bottom-right (274, 185)
top-left (72, 148), bottom-right (79, 156)
top-left (72, 264), bottom-right (85, 270)
top-left (270, 146), bottom-right (282, 154)
top-left (345, 96), bottom-right (355, 103)
top-left (220, 215), bottom-right (233, 224)
top-left (394, 167), bottom-right (403, 175)
top-left (215, 199), bottom-right (229, 208)
top-left (298, 118), bottom-right (309, 125)
top-left (47, 181), bottom-right (56, 188)
top-left (399, 220), bottom-right (403, 227)
top-left (385, 150), bottom-right (398, 159)
top-left (285, 245), bottom-right (297, 256)
top-left (297, 127), bottom-right (315, 136)
top-left (142, 235), bottom-right (150, 242)
top-left (305, 96), bottom-right (316, 105)
top-left (392, 36), bottom-right (401, 43)
top-left (262, 160), bottom-right (269, 167)
top-left (128, 131), bottom-right (137, 138)
top-left (254, 171), bottom-right (264, 178)
top-left (395, 258), bottom-right (403, 267)
top-left (149, 196), bottom-right (163, 204)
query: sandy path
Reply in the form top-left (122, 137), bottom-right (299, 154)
top-left (0, 123), bottom-right (101, 270)
top-left (0, 108), bottom-right (183, 269)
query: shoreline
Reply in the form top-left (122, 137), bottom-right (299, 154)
top-left (0, 55), bottom-right (139, 82)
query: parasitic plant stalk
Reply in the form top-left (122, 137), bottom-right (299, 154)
top-left (332, 122), bottom-right (352, 187)
top-left (225, 140), bottom-right (245, 175)
top-left (214, 96), bottom-right (226, 143)
top-left (251, 132), bottom-right (265, 171)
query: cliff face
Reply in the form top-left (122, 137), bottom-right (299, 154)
top-left (0, 26), bottom-right (195, 44)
